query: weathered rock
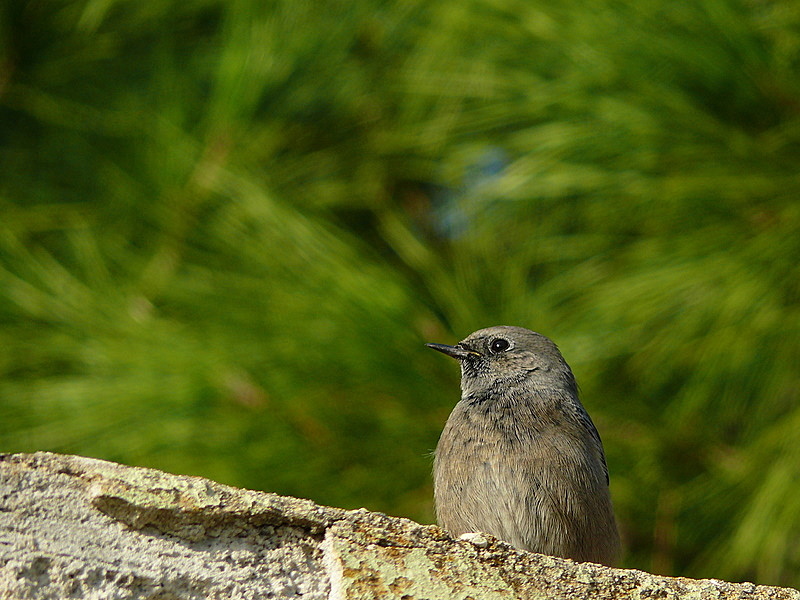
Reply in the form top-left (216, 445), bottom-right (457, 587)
top-left (0, 452), bottom-right (797, 599)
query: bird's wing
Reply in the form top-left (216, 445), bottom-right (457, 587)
top-left (575, 407), bottom-right (610, 485)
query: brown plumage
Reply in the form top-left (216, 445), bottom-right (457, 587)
top-left (427, 326), bottom-right (620, 565)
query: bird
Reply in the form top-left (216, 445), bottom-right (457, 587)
top-left (426, 325), bottom-right (620, 565)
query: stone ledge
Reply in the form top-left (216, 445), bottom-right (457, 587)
top-left (0, 452), bottom-right (796, 599)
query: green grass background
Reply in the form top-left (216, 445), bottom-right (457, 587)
top-left (2, 0), bottom-right (799, 586)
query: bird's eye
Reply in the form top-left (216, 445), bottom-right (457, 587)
top-left (489, 338), bottom-right (510, 353)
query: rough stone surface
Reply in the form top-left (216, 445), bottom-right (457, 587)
top-left (0, 452), bottom-right (797, 600)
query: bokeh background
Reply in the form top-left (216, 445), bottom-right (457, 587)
top-left (2, 0), bottom-right (799, 587)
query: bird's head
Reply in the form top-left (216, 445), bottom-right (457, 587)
top-left (427, 325), bottom-right (577, 398)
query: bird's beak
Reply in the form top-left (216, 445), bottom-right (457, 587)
top-left (425, 343), bottom-right (481, 360)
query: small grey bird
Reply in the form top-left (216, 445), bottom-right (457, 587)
top-left (427, 326), bottom-right (620, 565)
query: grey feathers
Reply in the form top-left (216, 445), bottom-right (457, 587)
top-left (428, 326), bottom-right (621, 565)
